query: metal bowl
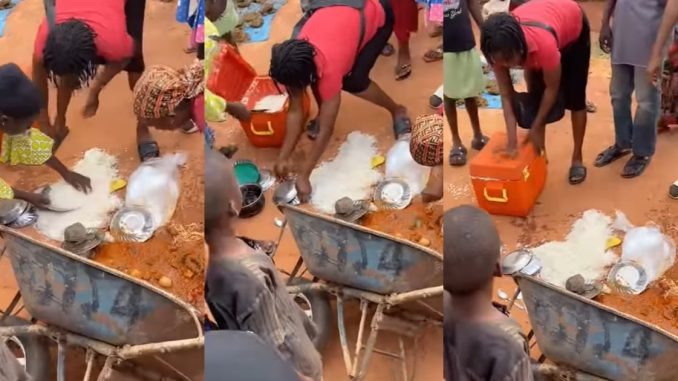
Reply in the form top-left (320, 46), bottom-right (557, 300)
top-left (258, 169), bottom-right (275, 192)
top-left (239, 183), bottom-right (265, 218)
top-left (8, 205), bottom-right (38, 228)
top-left (501, 249), bottom-right (534, 276)
top-left (374, 178), bottom-right (412, 210)
top-left (109, 206), bottom-right (155, 243)
top-left (273, 180), bottom-right (300, 206)
top-left (0, 199), bottom-right (30, 225)
top-left (607, 261), bottom-right (649, 295)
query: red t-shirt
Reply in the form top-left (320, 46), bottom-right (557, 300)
top-left (297, 0), bottom-right (385, 101)
top-left (33, 0), bottom-right (134, 63)
top-left (512, 0), bottom-right (582, 70)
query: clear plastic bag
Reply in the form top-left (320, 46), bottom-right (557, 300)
top-left (125, 153), bottom-right (187, 229)
top-left (385, 134), bottom-right (430, 196)
top-left (614, 211), bottom-right (676, 285)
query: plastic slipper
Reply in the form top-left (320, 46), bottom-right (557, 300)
top-left (138, 141), bottom-right (160, 162)
top-left (392, 116), bottom-right (412, 138)
top-left (568, 165), bottom-right (587, 185)
top-left (395, 64), bottom-right (412, 81)
top-left (306, 119), bottom-right (319, 140)
top-left (381, 43), bottom-right (395, 57)
top-left (621, 155), bottom-right (651, 178)
top-left (423, 48), bottom-right (443, 63)
top-left (669, 180), bottom-right (678, 200)
top-left (471, 135), bottom-right (489, 151)
top-left (429, 95), bottom-right (443, 109)
top-left (449, 146), bottom-right (468, 166)
top-left (594, 145), bottom-right (630, 167)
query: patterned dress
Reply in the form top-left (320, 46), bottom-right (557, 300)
top-left (0, 128), bottom-right (56, 199)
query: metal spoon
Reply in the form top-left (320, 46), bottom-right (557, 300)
top-left (497, 289), bottom-right (526, 311)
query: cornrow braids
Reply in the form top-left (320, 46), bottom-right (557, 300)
top-left (43, 19), bottom-right (98, 88)
top-left (269, 39), bottom-right (317, 89)
top-left (480, 13), bottom-right (527, 66)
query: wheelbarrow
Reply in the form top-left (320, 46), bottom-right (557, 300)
top-left (280, 205), bottom-right (443, 381)
top-left (0, 226), bottom-right (204, 381)
top-left (516, 275), bottom-right (678, 381)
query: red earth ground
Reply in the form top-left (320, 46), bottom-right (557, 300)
top-left (215, 1), bottom-right (445, 380)
top-left (0, 0), bottom-right (204, 379)
top-left (444, 1), bottom-right (678, 364)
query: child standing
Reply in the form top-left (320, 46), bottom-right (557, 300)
top-left (444, 0), bottom-right (488, 166)
top-left (443, 205), bottom-right (532, 380)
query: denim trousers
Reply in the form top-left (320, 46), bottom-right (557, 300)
top-left (610, 64), bottom-right (660, 157)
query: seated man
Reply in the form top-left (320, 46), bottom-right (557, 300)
top-left (444, 205), bottom-right (532, 380)
top-left (269, 0), bottom-right (412, 202)
top-left (204, 149), bottom-right (322, 381)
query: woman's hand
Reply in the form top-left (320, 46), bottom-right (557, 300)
top-left (295, 174), bottom-right (312, 203)
top-left (274, 158), bottom-right (293, 179)
top-left (599, 24), bottom-right (613, 54)
top-left (226, 102), bottom-right (251, 122)
top-left (62, 171), bottom-right (92, 193)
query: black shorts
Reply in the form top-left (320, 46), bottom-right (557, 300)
top-left (124, 0), bottom-right (146, 73)
top-left (525, 12), bottom-right (590, 112)
top-left (341, 0), bottom-right (394, 94)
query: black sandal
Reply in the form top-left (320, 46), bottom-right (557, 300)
top-left (381, 43), bottom-right (395, 57)
top-left (568, 165), bottom-right (587, 185)
top-left (449, 146), bottom-right (468, 166)
top-left (621, 155), bottom-right (651, 178)
top-left (306, 119), bottom-right (319, 140)
top-left (393, 116), bottom-right (412, 138)
top-left (471, 136), bottom-right (489, 151)
top-left (138, 141), bottom-right (160, 162)
top-left (594, 145), bottom-right (630, 167)
top-left (669, 181), bottom-right (678, 200)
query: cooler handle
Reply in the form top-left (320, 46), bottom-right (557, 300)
top-left (483, 184), bottom-right (508, 203)
top-left (251, 121), bottom-right (274, 136)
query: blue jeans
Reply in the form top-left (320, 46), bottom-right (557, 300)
top-left (610, 64), bottom-right (660, 157)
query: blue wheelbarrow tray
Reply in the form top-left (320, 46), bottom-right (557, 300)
top-left (0, 226), bottom-right (204, 379)
top-left (517, 275), bottom-right (678, 381)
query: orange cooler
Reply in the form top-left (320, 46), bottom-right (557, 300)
top-left (469, 131), bottom-right (547, 217)
top-left (207, 44), bottom-right (311, 148)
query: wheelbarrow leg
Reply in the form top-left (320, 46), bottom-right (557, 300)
top-left (96, 356), bottom-right (117, 381)
top-left (0, 291), bottom-right (21, 324)
top-left (354, 303), bottom-right (386, 381)
top-left (349, 300), bottom-right (369, 377)
top-left (57, 341), bottom-right (67, 381)
top-left (83, 349), bottom-right (95, 381)
top-left (336, 295), bottom-right (354, 374)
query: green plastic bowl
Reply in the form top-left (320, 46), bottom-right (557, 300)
top-left (234, 160), bottom-right (261, 185)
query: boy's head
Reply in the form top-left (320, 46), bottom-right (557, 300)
top-left (0, 63), bottom-right (43, 135)
top-left (480, 13), bottom-right (527, 68)
top-left (443, 205), bottom-right (502, 295)
top-left (269, 39), bottom-right (317, 91)
top-left (43, 19), bottom-right (98, 88)
top-left (205, 149), bottom-right (242, 240)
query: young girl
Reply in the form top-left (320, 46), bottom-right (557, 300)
top-left (0, 63), bottom-right (91, 206)
top-left (177, 0), bottom-right (206, 59)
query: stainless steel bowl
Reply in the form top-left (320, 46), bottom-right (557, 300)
top-left (0, 199), bottom-right (30, 225)
top-left (501, 249), bottom-right (534, 276)
top-left (273, 180), bottom-right (300, 206)
top-left (109, 206), bottom-right (155, 243)
top-left (374, 178), bottom-right (412, 210)
top-left (8, 205), bottom-right (38, 228)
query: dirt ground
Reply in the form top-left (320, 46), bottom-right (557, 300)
top-left (0, 0), bottom-right (204, 379)
top-left (444, 0), bottom-right (678, 362)
top-left (215, 1), bottom-right (444, 380)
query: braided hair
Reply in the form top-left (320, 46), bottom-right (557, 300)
top-left (480, 13), bottom-right (527, 66)
top-left (43, 19), bottom-right (98, 87)
top-left (269, 39), bottom-right (317, 89)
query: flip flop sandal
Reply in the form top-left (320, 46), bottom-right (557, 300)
top-left (586, 100), bottom-right (597, 113)
top-left (423, 48), bottom-right (444, 63)
top-left (182, 121), bottom-right (199, 134)
top-left (449, 146), bottom-right (468, 166)
top-left (568, 165), bottom-right (587, 185)
top-left (138, 141), bottom-right (160, 162)
top-left (471, 135), bottom-right (489, 151)
top-left (392, 116), bottom-right (412, 138)
top-left (395, 64), bottom-right (412, 81)
top-left (594, 145), bottom-right (631, 167)
top-left (306, 119), bottom-right (319, 140)
top-left (429, 95), bottom-right (443, 109)
top-left (381, 43), bottom-right (395, 57)
top-left (669, 180), bottom-right (678, 200)
top-left (621, 156), bottom-right (651, 178)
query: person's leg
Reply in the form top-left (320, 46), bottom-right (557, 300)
top-left (594, 64), bottom-right (634, 167)
top-left (352, 81), bottom-right (406, 118)
top-left (390, 0), bottom-right (417, 79)
top-left (125, 0), bottom-right (147, 91)
top-left (136, 122), bottom-right (159, 161)
top-left (464, 98), bottom-right (487, 150)
top-left (621, 65), bottom-right (660, 177)
top-left (444, 96), bottom-right (467, 166)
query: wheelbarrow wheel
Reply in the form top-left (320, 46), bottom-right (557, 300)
top-left (289, 278), bottom-right (332, 352)
top-left (2, 316), bottom-right (51, 380)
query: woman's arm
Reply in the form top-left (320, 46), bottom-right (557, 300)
top-left (274, 88), bottom-right (307, 176)
top-left (32, 57), bottom-right (52, 132)
top-left (299, 93), bottom-right (340, 179)
top-left (45, 156), bottom-right (92, 193)
top-left (494, 65), bottom-right (519, 151)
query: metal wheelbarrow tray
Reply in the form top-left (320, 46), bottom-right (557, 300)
top-left (517, 275), bottom-right (678, 381)
top-left (0, 227), bottom-right (204, 381)
top-left (281, 205), bottom-right (443, 381)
